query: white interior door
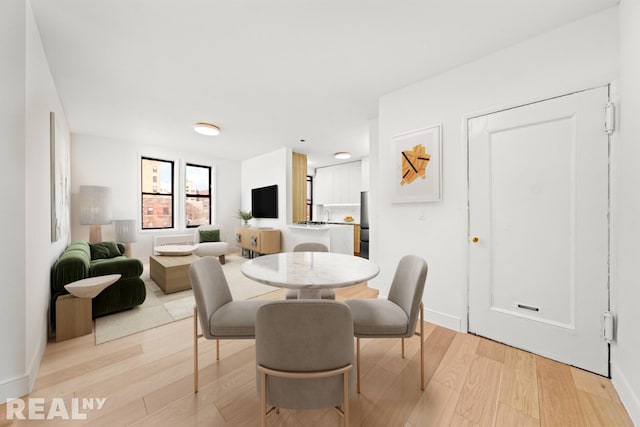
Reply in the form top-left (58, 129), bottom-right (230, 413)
top-left (468, 86), bottom-right (610, 376)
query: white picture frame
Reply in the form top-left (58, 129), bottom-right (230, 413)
top-left (391, 124), bottom-right (442, 203)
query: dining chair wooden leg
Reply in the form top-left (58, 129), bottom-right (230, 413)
top-left (401, 338), bottom-right (405, 359)
top-left (356, 337), bottom-right (361, 394)
top-left (420, 303), bottom-right (425, 391)
top-left (261, 371), bottom-right (267, 427)
top-left (194, 306), bottom-right (199, 393)
top-left (343, 371), bottom-right (350, 427)
top-left (216, 339), bottom-right (220, 361)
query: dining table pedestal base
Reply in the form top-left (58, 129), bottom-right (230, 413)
top-left (298, 289), bottom-right (322, 299)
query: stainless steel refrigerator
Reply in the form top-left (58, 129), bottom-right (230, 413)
top-left (359, 191), bottom-right (369, 259)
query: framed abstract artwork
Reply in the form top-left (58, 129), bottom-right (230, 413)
top-left (391, 124), bottom-right (442, 203)
top-left (50, 111), bottom-right (70, 242)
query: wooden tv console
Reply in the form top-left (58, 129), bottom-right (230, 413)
top-left (235, 227), bottom-right (281, 256)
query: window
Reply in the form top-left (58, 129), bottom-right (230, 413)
top-left (185, 163), bottom-right (212, 227)
top-left (306, 175), bottom-right (313, 221)
top-left (141, 157), bottom-right (174, 229)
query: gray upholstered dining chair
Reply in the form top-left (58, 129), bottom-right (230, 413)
top-left (293, 242), bottom-right (329, 252)
top-left (344, 255), bottom-right (428, 392)
top-left (189, 256), bottom-right (270, 393)
top-left (285, 242), bottom-right (335, 300)
top-left (256, 300), bottom-right (354, 427)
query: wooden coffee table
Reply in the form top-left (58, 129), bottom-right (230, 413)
top-left (150, 254), bottom-right (199, 294)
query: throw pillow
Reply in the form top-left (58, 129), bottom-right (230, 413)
top-left (199, 229), bottom-right (220, 243)
top-left (90, 241), bottom-right (122, 260)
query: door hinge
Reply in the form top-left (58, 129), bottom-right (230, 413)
top-left (605, 102), bottom-right (615, 135)
top-left (603, 311), bottom-right (614, 343)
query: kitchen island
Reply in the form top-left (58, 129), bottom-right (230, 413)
top-left (287, 223), bottom-right (354, 255)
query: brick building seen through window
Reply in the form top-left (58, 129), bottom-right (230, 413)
top-left (141, 157), bottom-right (174, 229)
top-left (141, 158), bottom-right (213, 230)
top-left (185, 163), bottom-right (211, 227)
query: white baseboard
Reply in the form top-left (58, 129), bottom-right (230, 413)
top-left (1, 320), bottom-right (47, 404)
top-left (611, 364), bottom-right (640, 425)
top-left (0, 374), bottom-right (29, 404)
top-left (26, 322), bottom-right (48, 391)
top-left (376, 293), bottom-right (463, 332)
top-left (424, 308), bottom-right (462, 332)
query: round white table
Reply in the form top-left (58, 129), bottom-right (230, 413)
top-left (241, 252), bottom-right (380, 299)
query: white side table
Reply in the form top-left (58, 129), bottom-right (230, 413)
top-left (55, 274), bottom-right (121, 342)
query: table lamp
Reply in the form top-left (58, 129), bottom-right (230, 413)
top-left (114, 219), bottom-right (137, 257)
top-left (79, 185), bottom-right (112, 243)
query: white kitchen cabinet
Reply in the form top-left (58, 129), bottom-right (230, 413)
top-left (347, 163), bottom-right (360, 203)
top-left (314, 167), bottom-right (331, 205)
top-left (314, 161), bottom-right (361, 205)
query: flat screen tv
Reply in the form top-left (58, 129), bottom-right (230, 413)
top-left (251, 185), bottom-right (278, 218)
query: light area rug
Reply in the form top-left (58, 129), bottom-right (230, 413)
top-left (94, 254), bottom-right (276, 344)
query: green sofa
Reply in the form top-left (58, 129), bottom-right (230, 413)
top-left (51, 241), bottom-right (146, 323)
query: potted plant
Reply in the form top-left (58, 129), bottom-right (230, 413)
top-left (237, 209), bottom-right (253, 227)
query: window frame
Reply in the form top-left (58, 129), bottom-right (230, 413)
top-left (185, 162), bottom-right (212, 228)
top-left (141, 156), bottom-right (175, 230)
top-left (306, 175), bottom-right (313, 221)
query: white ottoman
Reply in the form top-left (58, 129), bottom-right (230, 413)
top-left (194, 241), bottom-right (230, 264)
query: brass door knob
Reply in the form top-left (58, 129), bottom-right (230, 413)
top-left (472, 237), bottom-right (479, 243)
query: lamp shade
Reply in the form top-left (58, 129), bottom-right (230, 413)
top-left (114, 219), bottom-right (137, 243)
top-left (79, 185), bottom-right (112, 225)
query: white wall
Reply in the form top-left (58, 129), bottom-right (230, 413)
top-left (71, 134), bottom-right (241, 261)
top-left (362, 118), bottom-right (377, 193)
top-left (0, 0), bottom-right (27, 403)
top-left (373, 8), bottom-right (619, 331)
top-left (0, 0), bottom-right (71, 402)
top-left (24, 0), bottom-right (71, 391)
top-left (240, 147), bottom-right (291, 228)
top-left (241, 147), bottom-right (300, 250)
top-left (611, 0), bottom-right (640, 423)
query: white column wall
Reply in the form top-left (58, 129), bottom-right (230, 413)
top-left (373, 8), bottom-right (618, 331)
top-left (24, 0), bottom-right (72, 392)
top-left (0, 0), bottom-right (71, 402)
top-left (240, 147), bottom-right (296, 249)
top-left (0, 0), bottom-right (27, 402)
top-left (611, 0), bottom-right (640, 423)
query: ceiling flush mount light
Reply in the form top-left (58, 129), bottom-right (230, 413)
top-left (194, 122), bottom-right (220, 136)
top-left (334, 152), bottom-right (351, 160)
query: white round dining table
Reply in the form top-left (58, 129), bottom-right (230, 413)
top-left (241, 252), bottom-right (380, 299)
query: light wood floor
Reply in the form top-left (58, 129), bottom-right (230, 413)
top-left (1, 284), bottom-right (632, 426)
